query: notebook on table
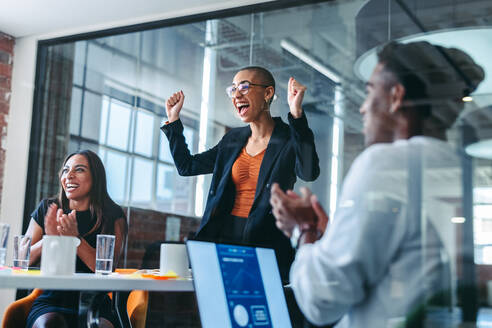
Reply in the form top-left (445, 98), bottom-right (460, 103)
top-left (186, 240), bottom-right (292, 328)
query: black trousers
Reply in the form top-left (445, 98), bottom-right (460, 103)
top-left (218, 214), bottom-right (248, 243)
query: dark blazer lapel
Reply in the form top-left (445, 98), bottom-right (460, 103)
top-left (217, 126), bottom-right (251, 187)
top-left (252, 119), bottom-right (289, 205)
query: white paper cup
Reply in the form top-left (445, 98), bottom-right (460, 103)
top-left (160, 243), bottom-right (189, 277)
top-left (41, 236), bottom-right (80, 276)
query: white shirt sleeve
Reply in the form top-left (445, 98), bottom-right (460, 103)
top-left (289, 145), bottom-right (409, 326)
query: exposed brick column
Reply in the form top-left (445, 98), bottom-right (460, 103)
top-left (0, 33), bottom-right (14, 209)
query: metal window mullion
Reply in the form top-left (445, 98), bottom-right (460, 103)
top-left (126, 106), bottom-right (137, 205)
top-left (78, 41), bottom-right (89, 138)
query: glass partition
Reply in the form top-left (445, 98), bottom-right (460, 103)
top-left (24, 0), bottom-right (492, 326)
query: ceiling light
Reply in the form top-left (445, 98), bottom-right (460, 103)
top-left (451, 217), bottom-right (466, 224)
top-left (465, 139), bottom-right (492, 160)
top-left (462, 96), bottom-right (473, 102)
top-left (280, 39), bottom-right (341, 84)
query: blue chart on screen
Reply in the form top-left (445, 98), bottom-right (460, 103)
top-left (217, 244), bottom-right (272, 327)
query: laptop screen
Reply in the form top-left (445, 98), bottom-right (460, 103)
top-left (187, 240), bottom-right (292, 328)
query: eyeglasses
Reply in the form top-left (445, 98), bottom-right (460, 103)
top-left (225, 81), bottom-right (271, 98)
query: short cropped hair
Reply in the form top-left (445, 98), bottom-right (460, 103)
top-left (239, 66), bottom-right (276, 104)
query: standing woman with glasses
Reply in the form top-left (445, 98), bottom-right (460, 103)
top-left (161, 66), bottom-right (319, 280)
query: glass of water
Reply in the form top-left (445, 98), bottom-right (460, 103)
top-left (13, 235), bottom-right (31, 270)
top-left (0, 223), bottom-right (10, 267)
top-left (96, 234), bottom-right (115, 275)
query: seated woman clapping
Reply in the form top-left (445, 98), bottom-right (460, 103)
top-left (24, 150), bottom-right (127, 328)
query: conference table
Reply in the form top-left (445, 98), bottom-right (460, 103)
top-left (0, 269), bottom-right (194, 328)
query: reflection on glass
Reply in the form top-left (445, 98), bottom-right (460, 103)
top-left (474, 203), bottom-right (492, 264)
top-left (131, 157), bottom-right (153, 204)
top-left (26, 2), bottom-right (492, 325)
top-left (81, 91), bottom-right (103, 140)
top-left (174, 174), bottom-right (193, 214)
top-left (110, 54), bottom-right (137, 89)
top-left (86, 42), bottom-right (111, 90)
top-left (73, 41), bottom-right (86, 86)
top-left (99, 97), bottom-right (110, 144)
top-left (134, 110), bottom-right (154, 156)
top-left (69, 87), bottom-right (82, 135)
top-left (107, 100), bottom-right (131, 151)
top-left (159, 132), bottom-right (173, 163)
top-left (105, 150), bottom-right (127, 202)
top-left (141, 29), bottom-right (176, 70)
top-left (157, 164), bottom-right (174, 200)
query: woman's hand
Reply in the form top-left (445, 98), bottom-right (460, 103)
top-left (44, 203), bottom-right (60, 235)
top-left (287, 77), bottom-right (307, 119)
top-left (166, 91), bottom-right (185, 123)
top-left (57, 210), bottom-right (79, 237)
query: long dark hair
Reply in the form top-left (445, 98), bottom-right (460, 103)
top-left (57, 150), bottom-right (118, 236)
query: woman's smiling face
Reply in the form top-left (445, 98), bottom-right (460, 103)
top-left (230, 70), bottom-right (274, 123)
top-left (60, 154), bottom-right (93, 202)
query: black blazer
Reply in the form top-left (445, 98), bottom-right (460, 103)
top-left (161, 113), bottom-right (320, 280)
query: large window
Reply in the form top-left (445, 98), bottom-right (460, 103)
top-left (66, 37), bottom-right (207, 215)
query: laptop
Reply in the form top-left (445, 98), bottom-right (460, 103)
top-left (186, 240), bottom-right (292, 328)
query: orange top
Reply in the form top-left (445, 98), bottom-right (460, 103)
top-left (230, 147), bottom-right (266, 218)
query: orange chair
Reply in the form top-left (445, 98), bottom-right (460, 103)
top-left (109, 290), bottom-right (149, 328)
top-left (1, 288), bottom-right (43, 328)
top-left (1, 289), bottom-right (148, 328)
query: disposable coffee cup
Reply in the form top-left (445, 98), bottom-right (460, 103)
top-left (40, 236), bottom-right (80, 275)
top-left (160, 243), bottom-right (189, 278)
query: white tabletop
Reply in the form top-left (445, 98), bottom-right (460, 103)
top-left (0, 271), bottom-right (194, 292)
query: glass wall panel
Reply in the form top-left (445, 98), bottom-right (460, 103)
top-left (25, 1), bottom-right (492, 326)
top-left (80, 91), bottom-right (103, 140)
top-left (106, 100), bottom-right (131, 150)
top-left (131, 156), bottom-right (153, 205)
top-left (134, 110), bottom-right (154, 157)
top-left (105, 150), bottom-right (128, 203)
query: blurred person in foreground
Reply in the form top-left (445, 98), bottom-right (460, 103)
top-left (270, 41), bottom-right (484, 327)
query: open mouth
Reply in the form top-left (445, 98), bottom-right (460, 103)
top-left (65, 183), bottom-right (79, 192)
top-left (236, 102), bottom-right (250, 116)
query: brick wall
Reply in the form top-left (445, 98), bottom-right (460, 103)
top-left (124, 206), bottom-right (201, 269)
top-left (124, 207), bottom-right (202, 327)
top-left (0, 33), bottom-right (14, 209)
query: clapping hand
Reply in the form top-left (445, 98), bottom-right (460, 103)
top-left (166, 91), bottom-right (185, 123)
top-left (270, 183), bottom-right (328, 241)
top-left (287, 77), bottom-right (307, 119)
top-left (57, 210), bottom-right (79, 237)
top-left (44, 203), bottom-right (60, 235)
top-left (270, 183), bottom-right (317, 237)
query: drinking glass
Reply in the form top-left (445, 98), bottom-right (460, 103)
top-left (96, 235), bottom-right (115, 275)
top-left (0, 223), bottom-right (10, 267)
top-left (13, 235), bottom-right (31, 270)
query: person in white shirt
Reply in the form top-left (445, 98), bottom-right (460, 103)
top-left (270, 41), bottom-right (484, 327)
